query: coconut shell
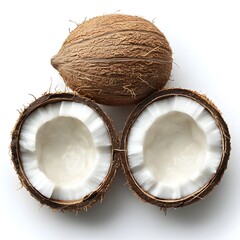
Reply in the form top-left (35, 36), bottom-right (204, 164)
top-left (11, 93), bottom-right (119, 211)
top-left (120, 88), bottom-right (231, 209)
top-left (51, 14), bottom-right (172, 105)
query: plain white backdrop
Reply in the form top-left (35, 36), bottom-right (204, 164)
top-left (0, 1), bottom-right (239, 239)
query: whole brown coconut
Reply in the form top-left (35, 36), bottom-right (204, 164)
top-left (51, 14), bottom-right (172, 105)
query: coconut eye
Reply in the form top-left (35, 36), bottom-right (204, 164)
top-left (11, 93), bottom-right (118, 211)
top-left (121, 89), bottom-right (230, 209)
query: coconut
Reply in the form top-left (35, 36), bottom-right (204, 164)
top-left (51, 14), bottom-right (172, 105)
top-left (121, 88), bottom-right (231, 209)
top-left (11, 93), bottom-right (118, 211)
top-left (11, 89), bottom-right (230, 211)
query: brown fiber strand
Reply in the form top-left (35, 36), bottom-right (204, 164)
top-left (120, 88), bottom-right (231, 209)
top-left (11, 92), bottom-right (119, 212)
top-left (51, 14), bottom-right (172, 105)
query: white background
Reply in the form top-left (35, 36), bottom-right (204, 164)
top-left (0, 0), bottom-right (239, 239)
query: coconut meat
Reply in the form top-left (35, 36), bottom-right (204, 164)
top-left (127, 96), bottom-right (222, 199)
top-left (19, 101), bottom-right (112, 201)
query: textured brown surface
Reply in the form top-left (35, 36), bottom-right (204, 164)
top-left (51, 14), bottom-right (172, 105)
top-left (120, 88), bottom-right (231, 209)
top-left (11, 93), bottom-right (119, 211)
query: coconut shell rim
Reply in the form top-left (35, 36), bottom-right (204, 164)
top-left (11, 92), bottom-right (119, 211)
top-left (120, 88), bottom-right (231, 209)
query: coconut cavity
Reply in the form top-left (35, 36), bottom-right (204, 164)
top-left (144, 111), bottom-right (207, 186)
top-left (122, 89), bottom-right (230, 208)
top-left (36, 117), bottom-right (97, 190)
top-left (12, 93), bottom-right (118, 210)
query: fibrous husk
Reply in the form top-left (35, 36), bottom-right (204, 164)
top-left (51, 14), bottom-right (172, 105)
top-left (11, 93), bottom-right (119, 211)
top-left (120, 88), bottom-right (231, 209)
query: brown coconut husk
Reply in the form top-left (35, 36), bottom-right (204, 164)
top-left (120, 88), bottom-right (231, 210)
top-left (11, 93), bottom-right (119, 211)
top-left (51, 14), bottom-right (172, 105)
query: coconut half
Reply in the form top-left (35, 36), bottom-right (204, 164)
top-left (121, 89), bottom-right (230, 209)
top-left (11, 93), bottom-right (118, 211)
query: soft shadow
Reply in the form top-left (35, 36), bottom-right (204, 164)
top-left (101, 104), bottom-right (136, 132)
top-left (53, 104), bottom-right (136, 224)
top-left (61, 169), bottom-right (129, 225)
top-left (149, 172), bottom-right (232, 225)
top-left (60, 105), bottom-right (137, 226)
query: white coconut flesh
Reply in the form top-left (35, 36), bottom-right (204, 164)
top-left (127, 96), bottom-right (222, 199)
top-left (19, 101), bottom-right (112, 201)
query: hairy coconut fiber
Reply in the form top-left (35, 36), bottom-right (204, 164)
top-left (51, 14), bottom-right (172, 105)
top-left (120, 89), bottom-right (231, 209)
top-left (11, 93), bottom-right (119, 211)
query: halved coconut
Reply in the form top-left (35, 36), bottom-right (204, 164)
top-left (11, 93), bottom-right (118, 211)
top-left (121, 89), bottom-right (230, 209)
